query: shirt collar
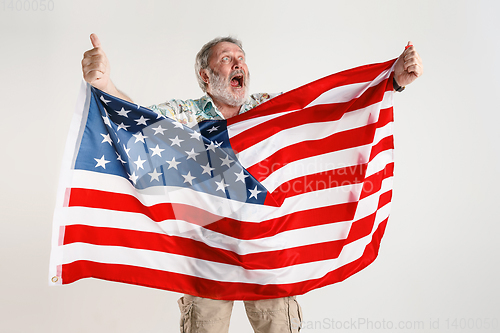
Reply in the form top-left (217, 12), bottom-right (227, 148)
top-left (200, 94), bottom-right (250, 119)
top-left (199, 95), bottom-right (214, 113)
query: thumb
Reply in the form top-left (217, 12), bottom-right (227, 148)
top-left (90, 33), bottom-right (101, 48)
top-left (405, 41), bottom-right (413, 50)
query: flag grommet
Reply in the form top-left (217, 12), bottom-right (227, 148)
top-left (51, 276), bottom-right (59, 283)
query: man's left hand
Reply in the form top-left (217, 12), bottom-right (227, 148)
top-left (394, 41), bottom-right (423, 88)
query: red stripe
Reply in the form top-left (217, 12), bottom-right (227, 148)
top-left (269, 164), bottom-right (367, 205)
top-left (359, 163), bottom-right (394, 200)
top-left (246, 122), bottom-right (379, 182)
top-left (68, 187), bottom-right (359, 240)
top-left (69, 156), bottom-right (393, 241)
top-left (376, 106), bottom-right (394, 129)
top-left (63, 210), bottom-right (376, 270)
top-left (230, 79), bottom-right (391, 154)
top-left (60, 217), bottom-right (389, 300)
top-left (227, 59), bottom-right (396, 126)
top-left (369, 135), bottom-right (394, 161)
top-left (243, 105), bottom-right (392, 183)
top-left (204, 203), bottom-right (358, 239)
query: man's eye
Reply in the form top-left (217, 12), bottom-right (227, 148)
top-left (222, 56), bottom-right (229, 61)
top-left (238, 57), bottom-right (244, 61)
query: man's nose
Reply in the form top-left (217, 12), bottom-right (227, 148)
top-left (233, 59), bottom-right (243, 70)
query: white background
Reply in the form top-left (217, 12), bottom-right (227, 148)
top-left (1, 0), bottom-right (499, 332)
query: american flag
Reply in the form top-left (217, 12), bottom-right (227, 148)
top-left (49, 59), bottom-right (396, 300)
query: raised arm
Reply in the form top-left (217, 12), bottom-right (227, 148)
top-left (81, 33), bottom-right (133, 102)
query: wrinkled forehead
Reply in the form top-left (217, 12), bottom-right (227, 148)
top-left (209, 41), bottom-right (245, 60)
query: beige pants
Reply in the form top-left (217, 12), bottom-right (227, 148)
top-left (178, 295), bottom-right (302, 333)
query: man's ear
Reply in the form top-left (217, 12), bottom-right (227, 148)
top-left (200, 69), bottom-right (209, 84)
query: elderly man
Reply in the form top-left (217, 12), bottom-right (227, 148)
top-left (81, 34), bottom-right (423, 333)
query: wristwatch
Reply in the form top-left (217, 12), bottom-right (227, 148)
top-left (393, 77), bottom-right (405, 92)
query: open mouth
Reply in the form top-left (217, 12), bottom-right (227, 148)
top-left (230, 74), bottom-right (244, 88)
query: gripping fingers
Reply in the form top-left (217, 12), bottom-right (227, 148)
top-left (84, 61), bottom-right (106, 75)
top-left (403, 49), bottom-right (422, 75)
top-left (83, 66), bottom-right (104, 83)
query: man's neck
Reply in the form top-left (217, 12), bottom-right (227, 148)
top-left (209, 94), bottom-right (242, 119)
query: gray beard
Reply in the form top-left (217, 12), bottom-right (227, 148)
top-left (207, 68), bottom-right (249, 107)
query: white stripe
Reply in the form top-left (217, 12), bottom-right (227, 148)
top-left (306, 68), bottom-right (392, 108)
top-left (228, 109), bottom-right (300, 138)
top-left (229, 69), bottom-right (392, 140)
top-left (255, 119), bottom-right (393, 193)
top-left (69, 169), bottom-right (363, 222)
top-left (54, 187), bottom-right (392, 285)
top-left (372, 120), bottom-right (393, 147)
top-left (237, 91), bottom-right (393, 165)
top-left (58, 207), bottom-right (352, 255)
top-left (258, 122), bottom-right (393, 192)
top-left (365, 148), bottom-right (394, 178)
top-left (55, 177), bottom-right (392, 256)
top-left (49, 81), bottom-right (90, 285)
top-left (353, 176), bottom-right (392, 220)
top-left (261, 144), bottom-right (372, 192)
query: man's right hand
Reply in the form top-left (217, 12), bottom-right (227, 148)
top-left (82, 34), bottom-right (112, 91)
top-left (81, 34), bottom-right (133, 102)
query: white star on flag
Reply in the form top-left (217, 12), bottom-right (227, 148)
top-left (200, 163), bottom-right (215, 175)
top-left (220, 154), bottom-right (233, 168)
top-left (102, 115), bottom-right (111, 127)
top-left (100, 133), bottom-right (113, 145)
top-left (116, 107), bottom-right (131, 117)
top-left (190, 131), bottom-right (202, 140)
top-left (134, 116), bottom-right (149, 126)
top-left (134, 155), bottom-right (147, 170)
top-left (148, 169), bottom-right (162, 182)
top-left (248, 186), bottom-right (262, 199)
top-left (205, 141), bottom-right (218, 152)
top-left (116, 152), bottom-right (126, 164)
top-left (94, 155), bottom-right (110, 169)
top-left (169, 136), bottom-right (184, 147)
top-left (150, 144), bottom-right (165, 157)
top-left (117, 122), bottom-right (130, 131)
top-left (207, 126), bottom-right (219, 133)
top-left (234, 170), bottom-right (249, 183)
top-left (133, 132), bottom-right (148, 143)
top-left (166, 157), bottom-right (181, 170)
top-left (185, 148), bottom-right (200, 161)
top-left (128, 171), bottom-right (138, 184)
top-left (123, 145), bottom-right (131, 158)
top-left (215, 179), bottom-right (230, 193)
top-left (152, 125), bottom-right (167, 135)
top-left (100, 95), bottom-right (111, 105)
top-left (182, 171), bottom-right (195, 185)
